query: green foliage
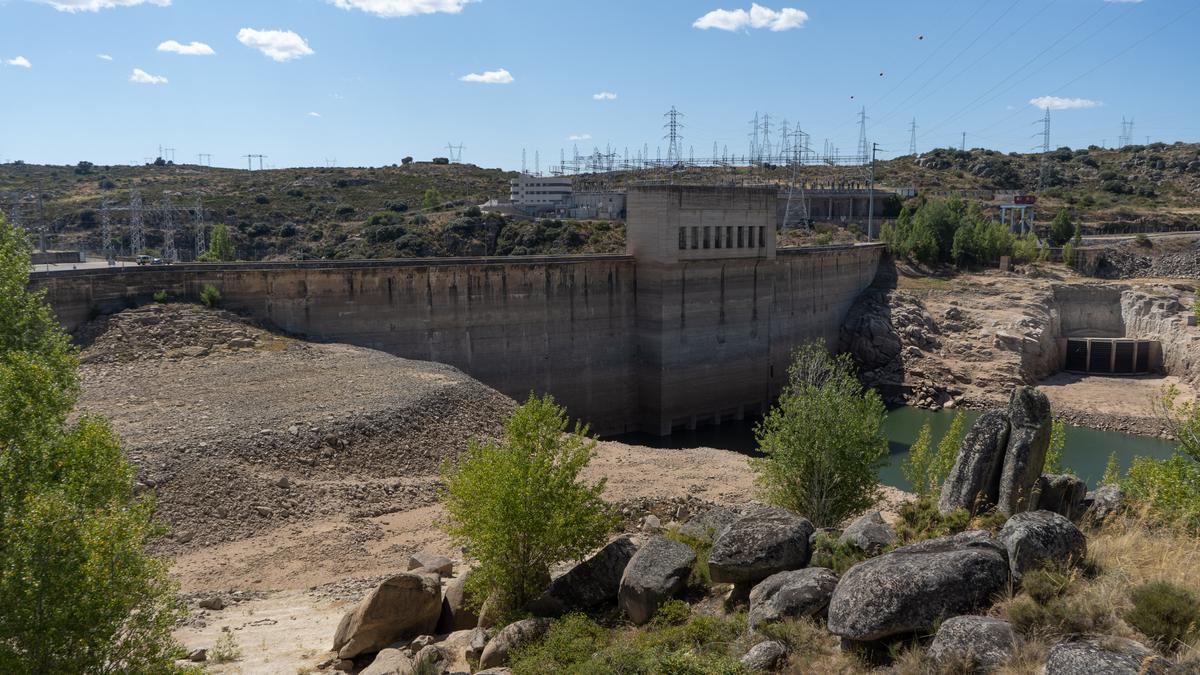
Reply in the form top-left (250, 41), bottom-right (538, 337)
top-left (752, 343), bottom-right (887, 527)
top-left (1062, 241), bottom-right (1076, 268)
top-left (152, 290), bottom-right (168, 303)
top-left (422, 187), bottom-right (444, 210)
top-left (1101, 452), bottom-right (1122, 486)
top-left (200, 223), bottom-right (236, 261)
top-left (885, 198), bottom-right (1019, 267)
top-left (1157, 385), bottom-right (1200, 462)
top-left (1044, 420), bottom-right (1071, 475)
top-left (1048, 208), bottom-right (1076, 245)
top-left (1125, 581), bottom-right (1200, 649)
top-left (464, 205), bottom-right (482, 218)
top-left (210, 627), bottom-right (242, 663)
top-left (935, 412), bottom-right (965, 488)
top-left (440, 394), bottom-right (616, 614)
top-left (510, 613), bottom-right (611, 674)
top-left (0, 215), bottom-right (182, 672)
top-left (1123, 454), bottom-right (1200, 531)
top-left (1135, 232), bottom-right (1152, 247)
top-left (664, 529), bottom-right (712, 589)
top-left (894, 497), bottom-right (970, 545)
top-left (199, 284), bottom-right (221, 308)
top-left (902, 421), bottom-right (936, 498)
top-left (650, 599), bottom-right (692, 628)
top-left (1023, 567), bottom-right (1075, 605)
top-left (1012, 231), bottom-right (1041, 263)
top-left (808, 531), bottom-right (875, 574)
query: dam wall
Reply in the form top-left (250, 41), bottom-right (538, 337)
top-left (32, 186), bottom-right (883, 435)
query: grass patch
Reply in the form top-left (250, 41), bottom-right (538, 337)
top-left (1126, 581), bottom-right (1200, 650)
top-left (665, 528), bottom-right (713, 589)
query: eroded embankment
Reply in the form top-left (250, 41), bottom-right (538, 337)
top-left (840, 267), bottom-right (1200, 434)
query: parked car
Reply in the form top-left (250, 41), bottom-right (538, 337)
top-left (136, 255), bottom-right (152, 265)
top-left (151, 257), bottom-right (164, 265)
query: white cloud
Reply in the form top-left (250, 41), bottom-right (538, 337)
top-left (308, 111), bottom-right (322, 117)
top-left (459, 68), bottom-right (513, 84)
top-left (1029, 95), bottom-right (1103, 110)
top-left (568, 133), bottom-right (592, 141)
top-left (130, 67), bottom-right (167, 84)
top-left (6, 56), bottom-right (32, 68)
top-left (33, 0), bottom-right (170, 12)
top-left (693, 3), bottom-right (808, 32)
top-left (593, 91), bottom-right (617, 101)
top-left (97, 53), bottom-right (113, 60)
top-left (237, 28), bottom-right (314, 62)
top-left (326, 0), bottom-right (475, 17)
top-left (157, 40), bottom-right (215, 56)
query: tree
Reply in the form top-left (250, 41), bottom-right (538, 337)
top-left (422, 187), bottom-right (443, 211)
top-left (441, 394), bottom-right (615, 615)
top-left (1049, 208), bottom-right (1076, 246)
top-left (0, 215), bottom-right (182, 672)
top-left (902, 421), bottom-right (935, 498)
top-left (201, 223), bottom-right (236, 261)
top-left (752, 343), bottom-right (888, 528)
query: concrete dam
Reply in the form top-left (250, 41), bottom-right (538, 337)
top-left (32, 185), bottom-right (883, 435)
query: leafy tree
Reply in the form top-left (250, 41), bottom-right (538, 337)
top-left (0, 215), bottom-right (182, 672)
top-left (201, 223), bottom-right (236, 261)
top-left (1044, 419), bottom-right (1070, 474)
top-left (74, 161), bottom-right (94, 175)
top-left (933, 411), bottom-right (965, 488)
top-left (441, 394), bottom-right (615, 614)
top-left (752, 343), bottom-right (887, 527)
top-left (422, 187), bottom-right (444, 211)
top-left (1049, 209), bottom-right (1076, 246)
top-left (902, 421), bottom-right (936, 497)
top-left (1100, 452), bottom-right (1121, 486)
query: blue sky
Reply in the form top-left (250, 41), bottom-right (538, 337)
top-left (0, 0), bottom-right (1196, 170)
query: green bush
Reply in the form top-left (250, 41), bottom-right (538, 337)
top-left (510, 613), bottom-right (611, 674)
top-left (894, 496), bottom-right (970, 544)
top-left (1126, 581), bottom-right (1200, 649)
top-left (209, 627), bottom-right (242, 663)
top-left (1022, 567), bottom-right (1075, 605)
top-left (0, 215), bottom-right (182, 672)
top-left (752, 343), bottom-right (887, 528)
top-left (153, 290), bottom-right (168, 303)
top-left (198, 223), bottom-right (236, 261)
top-left (1048, 209), bottom-right (1076, 246)
top-left (441, 394), bottom-right (616, 615)
top-left (650, 599), bottom-right (692, 628)
top-left (1044, 420), bottom-right (1071, 475)
top-left (663, 530), bottom-right (712, 589)
top-left (1124, 454), bottom-right (1200, 531)
top-left (199, 284), bottom-right (221, 308)
top-left (808, 531), bottom-right (875, 574)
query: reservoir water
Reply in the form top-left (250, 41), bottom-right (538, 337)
top-left (615, 406), bottom-right (1178, 492)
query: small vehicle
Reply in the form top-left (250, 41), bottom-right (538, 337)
top-left (136, 255), bottom-right (152, 265)
top-left (151, 257), bottom-right (164, 266)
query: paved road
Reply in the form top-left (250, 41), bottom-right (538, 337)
top-left (31, 258), bottom-right (136, 273)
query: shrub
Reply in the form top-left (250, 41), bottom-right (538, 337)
top-left (894, 496), bottom-right (970, 544)
top-left (650, 599), bottom-right (692, 628)
top-left (664, 530), bottom-right (712, 589)
top-left (752, 343), bottom-right (887, 527)
top-left (98, 177), bottom-right (116, 190)
top-left (902, 421), bottom-right (936, 497)
top-left (464, 205), bottom-right (482, 218)
top-left (335, 204), bottom-right (356, 218)
top-left (0, 216), bottom-right (182, 672)
top-left (510, 613), bottom-right (611, 674)
top-left (1135, 232), bottom-right (1152, 247)
top-left (808, 531), bottom-right (875, 574)
top-left (441, 394), bottom-right (615, 615)
top-left (199, 284), bottom-right (221, 308)
top-left (153, 290), bottom-right (168, 303)
top-left (422, 187), bottom-right (443, 210)
top-left (1048, 209), bottom-right (1076, 246)
top-left (209, 627), bottom-right (242, 663)
top-left (1044, 420), bottom-right (1071, 474)
top-left (254, 194), bottom-right (270, 205)
top-left (1124, 455), bottom-right (1200, 531)
top-left (385, 200), bottom-right (408, 213)
top-left (1023, 567), bottom-right (1075, 605)
top-left (1101, 452), bottom-right (1122, 486)
top-left (1126, 581), bottom-right (1200, 649)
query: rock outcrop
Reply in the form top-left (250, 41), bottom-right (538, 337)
top-left (618, 536), bottom-right (695, 625)
top-left (741, 640), bottom-right (788, 672)
top-left (927, 615), bottom-right (1020, 671)
top-left (747, 567), bottom-right (838, 629)
top-left (827, 531), bottom-right (1009, 643)
top-left (331, 572), bottom-right (442, 658)
top-left (436, 570), bottom-right (478, 634)
top-left (998, 510), bottom-right (1087, 582)
top-left (530, 535), bottom-right (638, 617)
top-left (708, 508), bottom-right (814, 584)
top-left (838, 511), bottom-right (895, 552)
top-left (939, 411), bottom-right (1011, 514)
top-left (1035, 474), bottom-right (1089, 521)
top-left (478, 618), bottom-right (551, 670)
top-left (1045, 636), bottom-right (1172, 675)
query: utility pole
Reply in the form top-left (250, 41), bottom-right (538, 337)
top-left (856, 107), bottom-right (869, 163)
top-left (960, 132), bottom-right (966, 152)
top-left (1035, 107), bottom-right (1051, 192)
top-left (868, 142), bottom-right (880, 241)
top-left (101, 200), bottom-right (114, 265)
top-left (130, 190), bottom-right (144, 255)
top-left (908, 118), bottom-right (918, 156)
top-left (663, 106), bottom-right (684, 165)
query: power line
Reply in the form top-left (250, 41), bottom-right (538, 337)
top-left (908, 118), bottom-right (919, 156)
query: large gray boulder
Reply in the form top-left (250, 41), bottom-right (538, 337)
top-left (359, 647), bottom-right (415, 675)
top-left (529, 535), bottom-right (638, 617)
top-left (708, 508), bottom-right (814, 584)
top-left (478, 618), bottom-right (551, 670)
top-left (679, 506), bottom-right (739, 542)
top-left (331, 571), bottom-right (442, 658)
top-left (826, 531), bottom-right (1009, 643)
top-left (1036, 474), bottom-right (1089, 522)
top-left (747, 567), bottom-right (838, 629)
top-left (939, 410), bottom-right (1011, 515)
top-left (839, 511), bottom-right (895, 552)
top-left (1045, 636), bottom-right (1172, 675)
top-left (998, 510), bottom-right (1087, 582)
top-left (927, 615), bottom-right (1020, 671)
top-left (1087, 484), bottom-right (1126, 521)
top-left (436, 569), bottom-right (478, 633)
top-left (618, 536), bottom-right (695, 625)
top-left (997, 387), bottom-right (1053, 515)
top-left (741, 640), bottom-right (788, 672)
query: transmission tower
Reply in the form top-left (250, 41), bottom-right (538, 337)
top-left (196, 153), bottom-right (212, 166)
top-left (161, 193), bottom-right (177, 263)
top-left (761, 113), bottom-right (772, 162)
top-left (1118, 117), bottom-right (1135, 148)
top-left (856, 107), bottom-right (869, 163)
top-left (193, 199), bottom-right (207, 260)
top-left (101, 200), bottom-right (115, 265)
top-left (445, 143), bottom-right (465, 163)
top-left (960, 132), bottom-right (966, 152)
top-left (129, 190), bottom-right (145, 254)
top-left (243, 154), bottom-right (266, 170)
top-left (521, 148), bottom-right (527, 174)
top-left (663, 106), bottom-right (684, 165)
top-left (534, 150), bottom-right (540, 176)
top-left (748, 112), bottom-right (760, 163)
top-left (908, 118), bottom-right (919, 156)
top-left (1035, 107), bottom-right (1052, 192)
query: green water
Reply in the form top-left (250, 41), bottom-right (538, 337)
top-left (613, 406), bottom-right (1179, 492)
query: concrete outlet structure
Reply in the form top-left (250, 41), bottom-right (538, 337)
top-left (32, 185), bottom-right (883, 435)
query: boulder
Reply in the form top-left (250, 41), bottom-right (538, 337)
top-left (435, 629), bottom-right (478, 673)
top-left (679, 506), bottom-right (739, 542)
top-left (1045, 636), bottom-right (1172, 675)
top-left (997, 387), bottom-right (1052, 515)
top-left (927, 615), bottom-right (1020, 671)
top-left (476, 670), bottom-right (513, 675)
top-left (826, 531), bottom-right (1010, 642)
top-left (436, 569), bottom-right (479, 633)
top-left (708, 508), bottom-right (814, 584)
top-left (741, 640), bottom-right (788, 672)
top-left (839, 511), bottom-right (895, 551)
top-left (998, 510), bottom-right (1087, 582)
top-left (1035, 474), bottom-right (1089, 521)
top-left (331, 572), bottom-right (442, 659)
top-left (529, 535), bottom-right (638, 617)
top-left (478, 618), bottom-right (551, 670)
top-left (407, 552), bottom-right (453, 577)
top-left (747, 567), bottom-right (839, 629)
top-left (1088, 485), bottom-right (1126, 521)
top-left (359, 647), bottom-right (415, 675)
top-left (618, 536), bottom-right (695, 625)
top-left (939, 410), bottom-right (1011, 515)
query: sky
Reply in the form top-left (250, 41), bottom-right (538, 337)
top-left (0, 0), bottom-right (1197, 171)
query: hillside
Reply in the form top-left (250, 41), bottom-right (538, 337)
top-left (3, 141), bottom-right (1198, 261)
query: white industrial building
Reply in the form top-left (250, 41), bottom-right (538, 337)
top-left (509, 174), bottom-right (572, 208)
